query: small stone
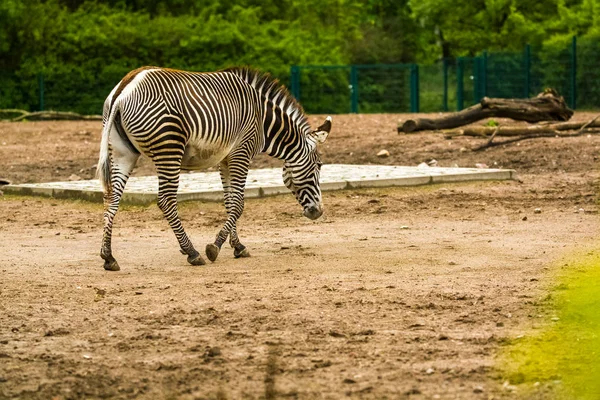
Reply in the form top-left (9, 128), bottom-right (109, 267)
top-left (522, 216), bottom-right (528, 221)
top-left (449, 261), bottom-right (457, 265)
top-left (68, 174), bottom-right (82, 181)
top-left (417, 162), bottom-right (429, 168)
top-left (406, 387), bottom-right (421, 395)
top-left (376, 149), bottom-right (390, 158)
top-left (473, 385), bottom-right (484, 393)
top-left (496, 322), bottom-right (504, 327)
top-left (534, 208), bottom-right (542, 214)
top-left (475, 163), bottom-right (489, 169)
top-left (83, 354), bottom-right (91, 359)
top-left (400, 226), bottom-right (409, 230)
top-left (204, 346), bottom-right (221, 357)
top-left (425, 368), bottom-right (435, 375)
top-left (427, 159), bottom-right (438, 167)
top-left (551, 317), bottom-right (560, 321)
top-left (343, 378), bottom-right (356, 384)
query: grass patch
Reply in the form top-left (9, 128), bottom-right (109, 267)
top-left (500, 248), bottom-right (600, 398)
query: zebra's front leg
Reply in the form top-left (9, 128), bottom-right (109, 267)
top-left (206, 155), bottom-right (251, 262)
top-left (156, 169), bottom-right (206, 266)
top-left (215, 161), bottom-right (250, 260)
top-left (229, 227), bottom-right (250, 258)
top-left (205, 189), bottom-right (247, 262)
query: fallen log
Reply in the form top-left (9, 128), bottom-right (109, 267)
top-left (399, 89), bottom-right (573, 134)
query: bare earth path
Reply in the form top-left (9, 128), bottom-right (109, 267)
top-left (0, 114), bottom-right (598, 399)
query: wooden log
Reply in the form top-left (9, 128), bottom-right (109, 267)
top-left (399, 89), bottom-right (573, 133)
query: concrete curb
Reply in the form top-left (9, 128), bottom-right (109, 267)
top-left (3, 164), bottom-right (516, 205)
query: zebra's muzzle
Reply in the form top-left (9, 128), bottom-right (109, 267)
top-left (303, 205), bottom-right (323, 220)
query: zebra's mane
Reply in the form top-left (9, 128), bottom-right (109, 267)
top-left (223, 67), bottom-right (310, 133)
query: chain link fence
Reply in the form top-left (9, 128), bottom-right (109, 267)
top-left (1, 37), bottom-right (598, 115)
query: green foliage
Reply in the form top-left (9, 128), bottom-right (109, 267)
top-left (2, 0), bottom-right (600, 113)
top-left (0, 0), bottom-right (357, 114)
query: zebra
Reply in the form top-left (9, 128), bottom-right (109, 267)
top-left (97, 66), bottom-right (332, 271)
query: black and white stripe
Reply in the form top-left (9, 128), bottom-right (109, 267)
top-left (97, 66), bottom-right (332, 270)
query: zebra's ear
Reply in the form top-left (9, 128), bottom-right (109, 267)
top-left (311, 116), bottom-right (332, 143)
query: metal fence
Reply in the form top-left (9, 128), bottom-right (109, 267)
top-left (1, 36), bottom-right (599, 115)
top-left (293, 36), bottom-right (599, 114)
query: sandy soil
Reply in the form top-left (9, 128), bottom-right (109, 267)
top-left (0, 114), bottom-right (598, 399)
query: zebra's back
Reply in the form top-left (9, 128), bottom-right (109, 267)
top-left (111, 67), bottom-right (263, 169)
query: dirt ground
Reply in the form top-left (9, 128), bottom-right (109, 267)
top-left (0, 113), bottom-right (598, 399)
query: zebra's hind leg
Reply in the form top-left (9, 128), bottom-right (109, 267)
top-left (101, 145), bottom-right (139, 271)
top-left (156, 166), bottom-right (206, 266)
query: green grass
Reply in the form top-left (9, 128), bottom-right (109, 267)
top-left (500, 247), bottom-right (600, 399)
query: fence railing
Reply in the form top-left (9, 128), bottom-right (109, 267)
top-left (1, 36), bottom-right (598, 116)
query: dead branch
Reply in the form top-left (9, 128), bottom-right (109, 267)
top-left (0, 109), bottom-right (29, 120)
top-left (1, 109), bottom-right (102, 122)
top-left (445, 119), bottom-right (600, 137)
top-left (472, 114), bottom-right (600, 151)
top-left (399, 89), bottom-right (573, 134)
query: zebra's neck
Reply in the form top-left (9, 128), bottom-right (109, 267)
top-left (222, 67), bottom-right (312, 161)
top-left (261, 99), bottom-right (312, 160)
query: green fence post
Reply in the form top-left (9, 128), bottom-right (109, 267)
top-left (524, 44), bottom-right (531, 98)
top-left (473, 55), bottom-right (486, 102)
top-left (290, 66), bottom-right (300, 101)
top-left (570, 36), bottom-right (577, 109)
top-left (350, 65), bottom-right (358, 113)
top-left (38, 72), bottom-right (44, 111)
top-left (410, 64), bottom-right (420, 113)
top-left (457, 58), bottom-right (464, 110)
top-left (482, 51), bottom-right (488, 98)
top-left (473, 57), bottom-right (480, 102)
top-left (443, 59), bottom-right (448, 112)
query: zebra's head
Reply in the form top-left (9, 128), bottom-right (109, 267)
top-left (283, 116), bottom-right (332, 220)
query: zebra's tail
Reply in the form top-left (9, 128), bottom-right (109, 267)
top-left (96, 103), bottom-right (119, 192)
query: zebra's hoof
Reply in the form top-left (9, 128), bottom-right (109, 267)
top-left (187, 252), bottom-right (206, 266)
top-left (103, 259), bottom-right (120, 271)
top-left (234, 245), bottom-right (250, 258)
top-left (206, 243), bottom-right (220, 262)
